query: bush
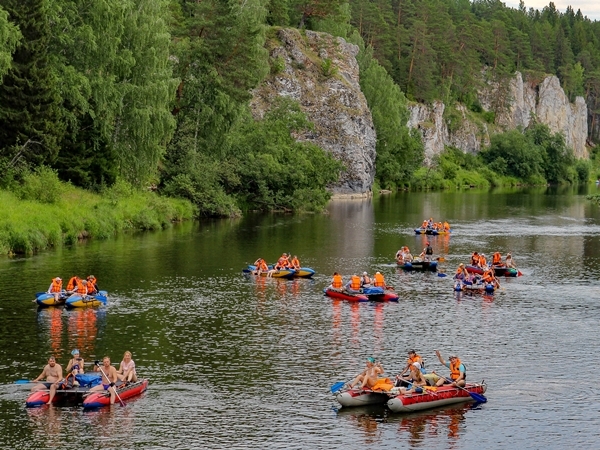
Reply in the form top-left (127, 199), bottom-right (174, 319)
top-left (18, 166), bottom-right (64, 203)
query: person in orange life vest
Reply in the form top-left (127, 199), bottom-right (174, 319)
top-left (421, 219), bottom-right (428, 229)
top-left (330, 272), bottom-right (343, 289)
top-left (478, 253), bottom-right (488, 269)
top-left (434, 350), bottom-right (466, 387)
top-left (373, 271), bottom-right (385, 288)
top-left (454, 264), bottom-right (469, 280)
top-left (66, 276), bottom-right (79, 293)
top-left (483, 269), bottom-right (500, 289)
top-left (253, 258), bottom-right (269, 275)
top-left (289, 255), bottom-right (301, 270)
top-left (274, 253), bottom-right (289, 270)
top-left (361, 272), bottom-right (372, 287)
top-left (443, 221), bottom-right (450, 231)
top-left (47, 277), bottom-right (63, 301)
top-left (69, 278), bottom-right (88, 298)
top-left (398, 349), bottom-right (424, 378)
top-left (86, 275), bottom-right (98, 294)
top-left (346, 274), bottom-right (362, 292)
top-left (492, 252), bottom-right (503, 266)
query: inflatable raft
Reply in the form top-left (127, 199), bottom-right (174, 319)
top-left (454, 280), bottom-right (495, 293)
top-left (414, 228), bottom-right (451, 235)
top-left (335, 388), bottom-right (389, 407)
top-left (35, 291), bottom-right (67, 307)
top-left (387, 382), bottom-right (487, 413)
top-left (83, 378), bottom-right (149, 409)
top-left (244, 265), bottom-right (296, 279)
top-left (65, 291), bottom-right (108, 308)
top-left (466, 265), bottom-right (521, 277)
top-left (324, 288), bottom-right (368, 302)
top-left (26, 373), bottom-right (102, 407)
top-left (362, 286), bottom-right (399, 302)
top-left (398, 261), bottom-right (438, 272)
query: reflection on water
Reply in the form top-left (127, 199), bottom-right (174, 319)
top-left (1, 187), bottom-right (600, 449)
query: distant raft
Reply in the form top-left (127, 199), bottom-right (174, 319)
top-left (414, 228), bottom-right (451, 235)
top-left (65, 291), bottom-right (108, 308)
top-left (454, 280), bottom-right (495, 293)
top-left (465, 265), bottom-right (522, 277)
top-left (397, 261), bottom-right (438, 272)
top-left (323, 287), bottom-right (368, 302)
top-left (244, 265), bottom-right (296, 279)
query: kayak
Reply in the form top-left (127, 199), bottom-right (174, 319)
top-left (244, 265), bottom-right (296, 279)
top-left (414, 228), bottom-right (451, 235)
top-left (362, 286), bottom-right (399, 302)
top-left (387, 382), bottom-right (487, 413)
top-left (398, 261), bottom-right (438, 272)
top-left (83, 378), bottom-right (149, 409)
top-left (454, 280), bottom-right (495, 293)
top-left (65, 290), bottom-right (108, 308)
top-left (36, 291), bottom-right (68, 307)
top-left (335, 387), bottom-right (389, 407)
top-left (324, 287), bottom-right (368, 302)
top-left (26, 373), bottom-right (102, 407)
top-left (466, 265), bottom-right (521, 277)
top-left (293, 267), bottom-right (315, 278)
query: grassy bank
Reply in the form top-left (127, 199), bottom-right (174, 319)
top-left (0, 182), bottom-right (195, 255)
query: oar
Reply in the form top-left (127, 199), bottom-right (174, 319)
top-left (95, 362), bottom-right (125, 406)
top-left (15, 379), bottom-right (33, 384)
top-left (438, 376), bottom-right (487, 403)
top-left (330, 381), bottom-right (346, 394)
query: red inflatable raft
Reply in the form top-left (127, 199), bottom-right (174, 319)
top-left (324, 288), bottom-right (368, 302)
top-left (83, 379), bottom-right (149, 408)
top-left (387, 382), bottom-right (487, 413)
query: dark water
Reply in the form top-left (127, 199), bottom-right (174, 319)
top-left (1, 186), bottom-right (599, 449)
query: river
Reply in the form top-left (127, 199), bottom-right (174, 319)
top-left (0, 186), bottom-right (599, 449)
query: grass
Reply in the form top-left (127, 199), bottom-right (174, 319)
top-left (0, 185), bottom-right (195, 255)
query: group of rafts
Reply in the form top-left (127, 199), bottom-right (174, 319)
top-left (35, 275), bottom-right (109, 308)
top-left (333, 351), bottom-right (486, 413)
top-left (452, 251), bottom-right (522, 293)
top-left (244, 253), bottom-right (315, 279)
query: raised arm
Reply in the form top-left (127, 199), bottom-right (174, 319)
top-left (435, 350), bottom-right (446, 366)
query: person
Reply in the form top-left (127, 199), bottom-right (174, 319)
top-left (492, 252), bottom-right (503, 266)
top-left (346, 274), bottom-right (362, 292)
top-left (398, 349), bottom-right (424, 378)
top-left (443, 221), bottom-right (450, 231)
top-left (373, 271), bottom-right (385, 288)
top-left (65, 349), bottom-right (85, 375)
top-left (116, 351), bottom-right (137, 383)
top-left (397, 363), bottom-right (428, 394)
top-left (483, 269), bottom-right (500, 289)
top-left (86, 275), bottom-right (98, 294)
top-left (31, 356), bottom-right (63, 392)
top-left (89, 356), bottom-right (120, 405)
top-left (421, 219), bottom-right (428, 229)
top-left (470, 252), bottom-right (479, 266)
top-left (478, 253), bottom-right (488, 269)
top-left (46, 277), bottom-right (63, 301)
top-left (361, 272), bottom-right (372, 287)
top-left (47, 364), bottom-right (79, 404)
top-left (403, 247), bottom-right (413, 262)
top-left (349, 357), bottom-right (385, 389)
top-left (505, 252), bottom-right (516, 269)
top-left (427, 218), bottom-right (434, 228)
top-left (434, 350), bottom-right (466, 387)
top-left (253, 258), bottom-right (269, 276)
top-left (423, 241), bottom-right (433, 262)
top-left (289, 255), bottom-right (301, 270)
top-left (68, 277), bottom-right (88, 297)
top-left (454, 263), bottom-right (469, 280)
top-left (66, 276), bottom-right (79, 293)
top-left (274, 253), bottom-right (289, 270)
top-left (330, 272), bottom-right (343, 290)
top-left (395, 248), bottom-right (404, 264)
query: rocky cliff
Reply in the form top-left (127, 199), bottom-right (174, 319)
top-left (250, 29), bottom-right (376, 197)
top-left (409, 72), bottom-right (589, 161)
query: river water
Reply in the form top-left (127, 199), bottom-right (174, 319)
top-left (0, 186), bottom-right (599, 449)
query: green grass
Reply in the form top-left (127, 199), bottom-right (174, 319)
top-left (0, 185), bottom-right (195, 255)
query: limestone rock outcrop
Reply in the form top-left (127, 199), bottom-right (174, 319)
top-left (250, 29), bottom-right (376, 197)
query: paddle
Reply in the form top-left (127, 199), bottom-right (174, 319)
top-left (437, 375), bottom-right (487, 403)
top-left (15, 379), bottom-right (33, 384)
top-left (94, 361), bottom-right (125, 406)
top-left (330, 381), bottom-right (346, 394)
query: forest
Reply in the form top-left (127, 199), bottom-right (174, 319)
top-left (1, 0), bottom-right (600, 225)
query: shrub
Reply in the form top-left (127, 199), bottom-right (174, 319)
top-left (18, 166), bottom-right (64, 203)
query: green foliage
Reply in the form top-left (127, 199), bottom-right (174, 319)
top-left (17, 166), bottom-right (64, 204)
top-left (444, 107), bottom-right (463, 134)
top-left (0, 6), bottom-right (21, 79)
top-left (481, 130), bottom-right (544, 179)
top-left (321, 58), bottom-right (338, 77)
top-left (271, 56), bottom-right (286, 74)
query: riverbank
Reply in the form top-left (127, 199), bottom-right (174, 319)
top-left (0, 186), bottom-right (195, 255)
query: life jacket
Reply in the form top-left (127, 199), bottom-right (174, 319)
top-left (332, 274), bottom-right (343, 289)
top-left (443, 221), bottom-right (450, 231)
top-left (479, 256), bottom-right (487, 267)
top-left (422, 220), bottom-right (428, 228)
top-left (492, 252), bottom-right (502, 264)
top-left (61, 372), bottom-right (76, 389)
top-left (408, 354), bottom-right (424, 368)
top-left (290, 257), bottom-right (300, 269)
top-left (450, 358), bottom-right (465, 380)
top-left (50, 278), bottom-right (62, 293)
top-left (66, 276), bottom-right (78, 291)
top-left (374, 273), bottom-right (385, 287)
top-left (350, 275), bottom-right (361, 290)
top-left (259, 260), bottom-right (268, 271)
top-left (276, 257), bottom-right (288, 269)
top-left (483, 270), bottom-right (494, 283)
top-left (87, 283), bottom-right (97, 294)
top-left (76, 278), bottom-right (87, 295)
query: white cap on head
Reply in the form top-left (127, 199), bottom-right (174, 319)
top-left (412, 362), bottom-right (421, 369)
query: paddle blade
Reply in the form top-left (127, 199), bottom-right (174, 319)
top-left (15, 379), bottom-right (32, 384)
top-left (437, 273), bottom-right (447, 277)
top-left (437, 257), bottom-right (446, 262)
top-left (330, 381), bottom-right (345, 393)
top-left (469, 392), bottom-right (487, 403)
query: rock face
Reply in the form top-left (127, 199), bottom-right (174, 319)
top-left (408, 72), bottom-right (589, 161)
top-left (250, 29), bottom-right (376, 197)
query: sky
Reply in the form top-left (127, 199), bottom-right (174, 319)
top-left (503, 1), bottom-right (600, 21)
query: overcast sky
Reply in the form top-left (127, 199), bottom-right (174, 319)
top-left (503, 1), bottom-right (600, 21)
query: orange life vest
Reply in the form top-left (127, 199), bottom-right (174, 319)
top-left (332, 274), bottom-right (343, 289)
top-left (422, 220), bottom-right (428, 228)
top-left (259, 260), bottom-right (268, 271)
top-left (450, 358), bottom-right (464, 380)
top-left (50, 278), bottom-right (62, 293)
top-left (76, 279), bottom-right (87, 295)
top-left (443, 221), bottom-right (450, 231)
top-left (66, 276), bottom-right (78, 291)
top-left (483, 271), bottom-right (493, 283)
top-left (479, 256), bottom-right (487, 267)
top-left (350, 275), bottom-right (361, 290)
top-left (290, 257), bottom-right (300, 269)
top-left (374, 273), bottom-right (385, 287)
top-left (492, 252), bottom-right (502, 264)
top-left (276, 256), bottom-right (288, 269)
top-left (408, 354), bottom-right (423, 366)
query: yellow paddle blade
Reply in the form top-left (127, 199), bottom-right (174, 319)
top-left (437, 257), bottom-right (446, 262)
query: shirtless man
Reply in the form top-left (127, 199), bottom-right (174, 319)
top-left (349, 357), bottom-right (384, 389)
top-left (89, 356), bottom-right (119, 404)
top-left (31, 356), bottom-right (63, 392)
